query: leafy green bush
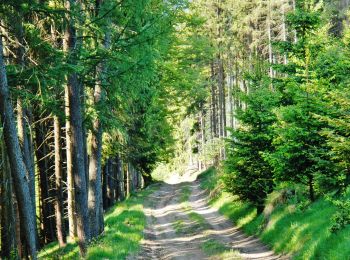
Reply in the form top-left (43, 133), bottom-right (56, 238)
top-left (330, 200), bottom-right (350, 233)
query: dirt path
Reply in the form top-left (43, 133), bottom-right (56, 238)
top-left (129, 180), bottom-right (288, 260)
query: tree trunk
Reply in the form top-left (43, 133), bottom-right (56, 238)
top-left (217, 55), bottom-right (226, 138)
top-left (88, 71), bottom-right (104, 237)
top-left (35, 120), bottom-right (56, 244)
top-left (126, 163), bottom-right (130, 198)
top-left (0, 35), bottom-right (37, 259)
top-left (116, 156), bottom-right (125, 201)
top-left (88, 2), bottom-right (110, 235)
top-left (308, 176), bottom-right (315, 202)
top-left (267, 0), bottom-right (274, 80)
top-left (65, 84), bottom-right (76, 240)
top-left (65, 0), bottom-right (90, 254)
top-left (54, 116), bottom-right (66, 247)
top-left (102, 163), bottom-right (108, 209)
top-left (0, 138), bottom-right (18, 259)
top-left (210, 61), bottom-right (218, 138)
top-left (63, 2), bottom-right (77, 242)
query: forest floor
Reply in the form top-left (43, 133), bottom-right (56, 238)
top-left (128, 176), bottom-right (286, 260)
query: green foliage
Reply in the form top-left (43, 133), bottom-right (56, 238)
top-left (268, 2), bottom-right (338, 201)
top-left (224, 75), bottom-right (278, 211)
top-left (201, 167), bottom-right (350, 260)
top-left (330, 200), bottom-right (350, 233)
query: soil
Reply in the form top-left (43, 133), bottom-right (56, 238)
top-left (129, 180), bottom-right (289, 260)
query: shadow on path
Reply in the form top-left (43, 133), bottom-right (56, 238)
top-left (129, 176), bottom-right (289, 260)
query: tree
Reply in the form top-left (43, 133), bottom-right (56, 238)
top-left (269, 2), bottom-right (332, 201)
top-left (64, 0), bottom-right (90, 255)
top-left (0, 35), bottom-right (37, 259)
top-left (224, 70), bottom-right (278, 214)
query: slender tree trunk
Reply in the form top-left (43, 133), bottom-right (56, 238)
top-left (88, 113), bottom-right (103, 238)
top-left (0, 138), bottom-right (18, 259)
top-left (0, 35), bottom-right (37, 259)
top-left (117, 156), bottom-right (125, 201)
top-left (35, 120), bottom-right (56, 244)
top-left (126, 163), bottom-right (130, 198)
top-left (218, 55), bottom-right (226, 138)
top-left (88, 2), bottom-right (110, 235)
top-left (292, 0), bottom-right (298, 43)
top-left (308, 176), bottom-right (315, 202)
top-left (200, 108), bottom-right (206, 168)
top-left (267, 0), bottom-right (274, 81)
top-left (65, 85), bottom-right (76, 240)
top-left (62, 17), bottom-right (77, 242)
top-left (17, 102), bottom-right (36, 226)
top-left (210, 61), bottom-right (218, 138)
top-left (65, 0), bottom-right (90, 254)
top-left (282, 3), bottom-right (288, 65)
top-left (14, 198), bottom-right (24, 259)
top-left (109, 158), bottom-right (117, 204)
top-left (13, 14), bottom-right (38, 245)
top-left (102, 163), bottom-right (108, 209)
top-left (54, 116), bottom-right (66, 247)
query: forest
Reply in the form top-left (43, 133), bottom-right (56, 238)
top-left (0, 0), bottom-right (350, 259)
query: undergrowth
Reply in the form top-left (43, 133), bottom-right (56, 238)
top-left (38, 184), bottom-right (159, 260)
top-left (198, 167), bottom-right (350, 260)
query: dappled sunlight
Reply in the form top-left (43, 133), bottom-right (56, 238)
top-left (163, 168), bottom-right (202, 184)
top-left (132, 180), bottom-right (284, 260)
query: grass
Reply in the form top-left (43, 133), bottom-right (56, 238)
top-left (180, 184), bottom-right (191, 203)
top-left (201, 239), bottom-right (241, 259)
top-left (172, 219), bottom-right (185, 234)
top-left (38, 184), bottom-right (160, 260)
top-left (198, 167), bottom-right (350, 260)
top-left (188, 212), bottom-right (209, 229)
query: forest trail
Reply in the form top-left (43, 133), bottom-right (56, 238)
top-left (129, 178), bottom-right (287, 260)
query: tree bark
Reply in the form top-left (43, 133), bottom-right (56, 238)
top-left (116, 156), bottom-right (125, 201)
top-left (0, 138), bottom-right (18, 259)
top-left (0, 35), bottom-right (37, 259)
top-left (210, 61), bottom-right (218, 138)
top-left (88, 1), bottom-right (110, 236)
top-left (54, 116), bottom-right (66, 247)
top-left (34, 119), bottom-right (56, 244)
top-left (102, 162), bottom-right (108, 209)
top-left (217, 55), bottom-right (226, 138)
top-left (88, 66), bottom-right (104, 238)
top-left (126, 163), bottom-right (130, 198)
top-left (65, 0), bottom-right (90, 254)
top-left (65, 84), bottom-right (76, 240)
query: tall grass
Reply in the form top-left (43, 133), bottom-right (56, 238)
top-left (39, 184), bottom-right (159, 259)
top-left (198, 168), bottom-right (350, 260)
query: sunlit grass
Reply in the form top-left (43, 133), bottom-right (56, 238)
top-left (172, 219), bottom-right (185, 234)
top-left (188, 212), bottom-right (209, 229)
top-left (201, 239), bottom-right (241, 259)
top-left (38, 184), bottom-right (159, 260)
top-left (198, 168), bottom-right (350, 260)
top-left (180, 184), bottom-right (191, 203)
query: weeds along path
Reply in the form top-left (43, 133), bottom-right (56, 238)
top-left (129, 180), bottom-right (287, 260)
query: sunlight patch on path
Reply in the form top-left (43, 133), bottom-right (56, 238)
top-left (130, 173), bottom-right (287, 260)
top-left (164, 167), bottom-right (201, 184)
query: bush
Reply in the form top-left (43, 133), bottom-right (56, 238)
top-left (330, 200), bottom-right (350, 233)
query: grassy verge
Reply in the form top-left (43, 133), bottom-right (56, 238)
top-left (39, 184), bottom-right (159, 260)
top-left (198, 167), bottom-right (350, 260)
